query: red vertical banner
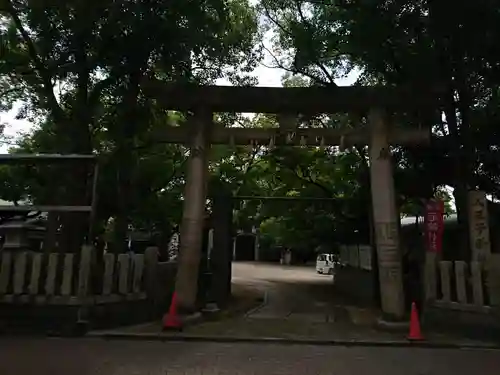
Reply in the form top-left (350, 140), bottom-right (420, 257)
top-left (424, 199), bottom-right (445, 253)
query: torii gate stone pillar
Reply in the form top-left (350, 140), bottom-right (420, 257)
top-left (368, 109), bottom-right (405, 320)
top-left (175, 109), bottom-right (212, 313)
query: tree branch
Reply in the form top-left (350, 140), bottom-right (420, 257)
top-left (150, 157), bottom-right (189, 195)
top-left (260, 43), bottom-right (329, 86)
top-left (235, 146), bottom-right (261, 195)
top-left (4, 0), bottom-right (65, 122)
top-left (261, 4), bottom-right (294, 39)
top-left (293, 165), bottom-right (333, 196)
top-left (292, 0), bottom-right (337, 85)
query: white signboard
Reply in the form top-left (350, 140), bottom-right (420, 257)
top-left (468, 191), bottom-right (491, 262)
top-left (358, 245), bottom-right (372, 270)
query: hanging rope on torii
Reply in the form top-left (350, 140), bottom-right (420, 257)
top-left (141, 78), bottom-right (443, 320)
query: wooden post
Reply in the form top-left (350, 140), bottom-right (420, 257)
top-left (368, 109), bottom-right (405, 319)
top-left (175, 109), bottom-right (212, 313)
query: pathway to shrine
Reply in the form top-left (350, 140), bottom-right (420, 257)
top-left (182, 261), bottom-right (384, 340)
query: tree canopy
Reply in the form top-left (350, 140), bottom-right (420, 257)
top-left (1, 0), bottom-right (499, 258)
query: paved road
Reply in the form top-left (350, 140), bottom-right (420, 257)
top-left (231, 262), bottom-right (338, 321)
top-left (0, 338), bottom-right (498, 375)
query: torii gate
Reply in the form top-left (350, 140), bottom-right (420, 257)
top-left (142, 79), bottom-right (440, 320)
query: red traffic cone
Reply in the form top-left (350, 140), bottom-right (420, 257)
top-left (162, 292), bottom-right (182, 331)
top-left (407, 302), bottom-right (423, 341)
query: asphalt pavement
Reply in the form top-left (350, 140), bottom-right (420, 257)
top-left (0, 338), bottom-right (498, 375)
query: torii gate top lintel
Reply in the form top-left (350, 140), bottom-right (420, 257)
top-left (142, 78), bottom-right (442, 114)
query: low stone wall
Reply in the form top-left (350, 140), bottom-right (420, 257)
top-left (423, 253), bottom-right (500, 340)
top-left (424, 306), bottom-right (500, 341)
top-left (89, 258), bottom-right (178, 331)
top-left (0, 246), bottom-right (178, 334)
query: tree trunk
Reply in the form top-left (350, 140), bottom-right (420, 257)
top-left (58, 20), bottom-right (94, 253)
top-left (444, 91), bottom-right (471, 261)
top-left (112, 213), bottom-right (129, 254)
top-left (110, 69), bottom-right (143, 253)
top-left (111, 152), bottom-right (135, 254)
top-left (43, 212), bottom-right (60, 253)
top-left (428, 0), bottom-right (472, 261)
top-left (59, 155), bottom-right (92, 253)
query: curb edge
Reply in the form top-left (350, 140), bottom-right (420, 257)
top-left (86, 332), bottom-right (500, 350)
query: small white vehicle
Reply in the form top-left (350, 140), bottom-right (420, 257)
top-left (316, 253), bottom-right (336, 274)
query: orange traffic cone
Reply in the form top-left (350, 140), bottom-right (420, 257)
top-left (162, 292), bottom-right (182, 331)
top-left (407, 302), bottom-right (423, 341)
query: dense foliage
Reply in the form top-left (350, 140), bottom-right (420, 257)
top-left (2, 0), bottom-right (499, 259)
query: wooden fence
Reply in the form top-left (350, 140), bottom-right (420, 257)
top-left (0, 246), bottom-right (160, 306)
top-left (425, 253), bottom-right (500, 313)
